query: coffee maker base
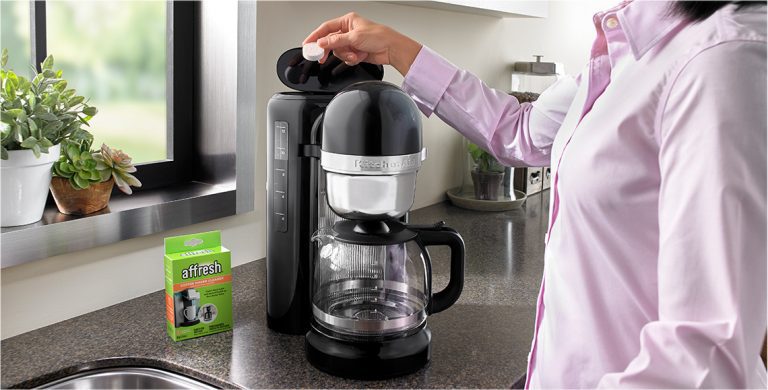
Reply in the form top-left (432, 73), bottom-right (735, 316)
top-left (305, 324), bottom-right (431, 380)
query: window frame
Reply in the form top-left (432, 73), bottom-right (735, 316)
top-left (31, 0), bottom-right (196, 190)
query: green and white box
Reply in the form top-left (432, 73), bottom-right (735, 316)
top-left (164, 230), bottom-right (232, 341)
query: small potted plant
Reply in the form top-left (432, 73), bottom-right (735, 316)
top-left (467, 142), bottom-right (505, 201)
top-left (1, 49), bottom-right (97, 226)
top-left (50, 137), bottom-right (141, 215)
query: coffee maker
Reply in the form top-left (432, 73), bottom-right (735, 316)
top-left (174, 288), bottom-right (200, 327)
top-left (266, 48), bottom-right (465, 379)
top-left (266, 48), bottom-right (386, 334)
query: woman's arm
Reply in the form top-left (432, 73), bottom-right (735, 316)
top-left (402, 46), bottom-right (577, 167)
top-left (304, 13), bottom-right (578, 167)
top-left (598, 41), bottom-right (767, 388)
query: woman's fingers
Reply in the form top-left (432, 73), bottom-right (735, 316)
top-left (317, 31), bottom-right (356, 51)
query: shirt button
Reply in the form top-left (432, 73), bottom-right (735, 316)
top-left (605, 17), bottom-right (619, 29)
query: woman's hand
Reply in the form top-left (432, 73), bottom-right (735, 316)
top-left (303, 13), bottom-right (423, 76)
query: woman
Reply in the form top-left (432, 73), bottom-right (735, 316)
top-left (304, 1), bottom-right (767, 388)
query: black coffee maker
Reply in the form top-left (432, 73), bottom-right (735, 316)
top-left (266, 49), bottom-right (465, 379)
top-left (266, 48), bottom-right (386, 334)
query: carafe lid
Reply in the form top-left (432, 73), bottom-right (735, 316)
top-left (332, 220), bottom-right (418, 245)
top-left (276, 47), bottom-right (384, 93)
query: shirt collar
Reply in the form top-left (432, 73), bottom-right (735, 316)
top-left (613, 0), bottom-right (688, 60)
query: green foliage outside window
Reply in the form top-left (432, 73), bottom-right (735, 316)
top-left (1, 1), bottom-right (168, 164)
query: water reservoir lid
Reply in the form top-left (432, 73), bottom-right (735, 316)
top-left (276, 47), bottom-right (384, 93)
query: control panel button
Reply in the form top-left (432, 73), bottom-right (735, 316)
top-left (274, 121), bottom-right (288, 161)
top-left (274, 212), bottom-right (287, 232)
top-left (274, 168), bottom-right (287, 191)
top-left (273, 191), bottom-right (287, 213)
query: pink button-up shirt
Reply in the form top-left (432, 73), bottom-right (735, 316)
top-left (402, 1), bottom-right (767, 387)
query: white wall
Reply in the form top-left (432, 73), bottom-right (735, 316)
top-left (1, 0), bottom-right (614, 339)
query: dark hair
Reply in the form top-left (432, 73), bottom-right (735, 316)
top-left (671, 1), bottom-right (766, 22)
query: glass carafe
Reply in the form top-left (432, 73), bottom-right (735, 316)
top-left (311, 220), bottom-right (464, 339)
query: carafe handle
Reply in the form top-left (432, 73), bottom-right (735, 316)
top-left (415, 223), bottom-right (465, 314)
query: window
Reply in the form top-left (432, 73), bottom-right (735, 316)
top-left (0, 1), bottom-right (31, 79)
top-left (1, 1), bottom-right (256, 266)
top-left (4, 0), bottom-right (196, 190)
top-left (46, 1), bottom-right (168, 163)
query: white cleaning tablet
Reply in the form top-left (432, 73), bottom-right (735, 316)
top-left (302, 42), bottom-right (324, 62)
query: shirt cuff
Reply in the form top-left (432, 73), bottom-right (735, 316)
top-left (401, 46), bottom-right (459, 117)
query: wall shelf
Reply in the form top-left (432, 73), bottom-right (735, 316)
top-left (387, 1), bottom-right (548, 18)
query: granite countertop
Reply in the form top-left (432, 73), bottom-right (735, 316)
top-left (1, 193), bottom-right (549, 389)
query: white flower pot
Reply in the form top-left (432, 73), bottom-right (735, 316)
top-left (1, 144), bottom-right (61, 227)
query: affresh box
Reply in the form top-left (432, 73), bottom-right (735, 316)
top-left (164, 231), bottom-right (232, 341)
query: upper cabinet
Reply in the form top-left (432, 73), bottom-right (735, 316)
top-left (388, 1), bottom-right (548, 18)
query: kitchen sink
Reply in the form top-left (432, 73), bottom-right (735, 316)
top-left (41, 367), bottom-right (217, 389)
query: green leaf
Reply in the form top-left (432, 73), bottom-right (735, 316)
top-left (39, 137), bottom-right (53, 147)
top-left (73, 174), bottom-right (89, 189)
top-left (53, 80), bottom-right (67, 92)
top-left (59, 162), bottom-right (74, 173)
top-left (98, 169), bottom-right (111, 181)
top-left (41, 92), bottom-right (59, 106)
top-left (20, 136), bottom-right (38, 149)
top-left (66, 143), bottom-right (79, 160)
top-left (60, 89), bottom-right (76, 100)
top-left (10, 124), bottom-right (21, 142)
top-left (52, 163), bottom-right (64, 177)
top-left (1, 48), bottom-right (7, 68)
top-left (18, 122), bottom-right (30, 139)
top-left (1, 146), bottom-right (7, 160)
top-left (18, 77), bottom-right (30, 94)
top-left (7, 71), bottom-right (18, 88)
top-left (68, 96), bottom-right (84, 107)
top-left (0, 111), bottom-right (14, 124)
top-left (79, 151), bottom-right (91, 161)
top-left (69, 128), bottom-right (93, 143)
top-left (82, 106), bottom-right (98, 116)
top-left (5, 108), bottom-right (23, 118)
top-left (4, 81), bottom-right (15, 98)
top-left (32, 73), bottom-right (43, 86)
top-left (37, 112), bottom-right (58, 121)
top-left (32, 143), bottom-right (41, 158)
top-left (77, 170), bottom-right (91, 179)
top-left (43, 120), bottom-right (63, 135)
top-left (41, 55), bottom-right (54, 71)
top-left (89, 170), bottom-right (101, 181)
top-left (27, 118), bottom-right (39, 137)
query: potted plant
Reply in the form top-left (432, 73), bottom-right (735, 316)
top-left (50, 137), bottom-right (141, 215)
top-left (467, 142), bottom-right (505, 201)
top-left (1, 49), bottom-right (97, 226)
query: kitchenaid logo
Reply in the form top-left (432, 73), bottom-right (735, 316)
top-left (181, 261), bottom-right (222, 279)
top-left (354, 156), bottom-right (418, 171)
